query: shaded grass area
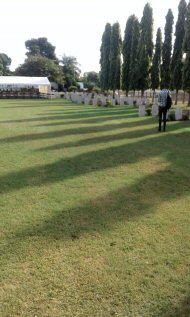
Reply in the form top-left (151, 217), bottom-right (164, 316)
top-left (0, 99), bottom-right (190, 317)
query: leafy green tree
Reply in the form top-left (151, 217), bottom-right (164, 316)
top-left (14, 55), bottom-right (63, 84)
top-left (109, 22), bottom-right (122, 97)
top-left (171, 0), bottom-right (187, 104)
top-left (183, 1), bottom-right (190, 105)
top-left (141, 3), bottom-right (154, 59)
top-left (25, 37), bottom-right (56, 60)
top-left (59, 54), bottom-right (81, 89)
top-left (161, 9), bottom-right (174, 88)
top-left (129, 17), bottom-right (140, 94)
top-left (100, 23), bottom-right (111, 91)
top-left (137, 41), bottom-right (151, 96)
top-left (151, 28), bottom-right (162, 98)
top-left (136, 3), bottom-right (154, 96)
top-left (0, 53), bottom-right (12, 75)
top-left (83, 71), bottom-right (100, 89)
top-left (122, 15), bottom-right (137, 96)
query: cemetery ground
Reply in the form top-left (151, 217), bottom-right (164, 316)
top-left (0, 99), bottom-right (190, 317)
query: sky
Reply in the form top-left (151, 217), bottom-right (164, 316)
top-left (0, 0), bottom-right (181, 74)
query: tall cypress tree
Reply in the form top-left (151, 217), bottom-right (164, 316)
top-left (183, 1), bottom-right (190, 105)
top-left (171, 0), bottom-right (187, 104)
top-left (122, 15), bottom-right (136, 96)
top-left (137, 41), bottom-right (150, 96)
top-left (129, 17), bottom-right (140, 94)
top-left (161, 9), bottom-right (174, 88)
top-left (109, 22), bottom-right (122, 97)
top-left (137, 2), bottom-right (154, 96)
top-left (100, 23), bottom-right (111, 91)
top-left (141, 2), bottom-right (154, 59)
top-left (151, 28), bottom-right (162, 98)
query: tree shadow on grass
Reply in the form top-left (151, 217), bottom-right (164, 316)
top-left (0, 128), bottom-right (189, 195)
top-left (158, 296), bottom-right (190, 317)
top-left (34, 121), bottom-right (187, 152)
top-left (0, 100), bottom-right (72, 108)
top-left (33, 112), bottom-right (141, 127)
top-left (0, 118), bottom-right (157, 144)
top-left (0, 110), bottom-right (138, 125)
top-left (15, 164), bottom-right (189, 239)
top-left (1, 151), bottom-right (189, 273)
top-left (1, 125), bottom-right (190, 317)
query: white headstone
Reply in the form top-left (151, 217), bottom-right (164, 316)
top-left (120, 97), bottom-right (124, 106)
top-left (139, 105), bottom-right (146, 117)
top-left (152, 104), bottom-right (158, 117)
top-left (175, 108), bottom-right (183, 120)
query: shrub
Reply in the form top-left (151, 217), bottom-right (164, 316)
top-left (182, 110), bottom-right (189, 120)
top-left (146, 108), bottom-right (151, 116)
top-left (97, 98), bottom-right (102, 107)
top-left (93, 87), bottom-right (101, 94)
top-left (68, 86), bottom-right (78, 92)
top-left (168, 111), bottom-right (176, 121)
top-left (106, 99), bottom-right (112, 107)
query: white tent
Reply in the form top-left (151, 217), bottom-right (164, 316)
top-left (0, 76), bottom-right (51, 94)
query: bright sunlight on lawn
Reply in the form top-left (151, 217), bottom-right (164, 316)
top-left (0, 99), bottom-right (190, 317)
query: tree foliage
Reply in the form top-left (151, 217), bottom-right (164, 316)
top-left (14, 55), bottom-right (63, 84)
top-left (137, 41), bottom-right (151, 93)
top-left (83, 71), bottom-right (100, 89)
top-left (151, 28), bottom-right (162, 90)
top-left (0, 53), bottom-right (12, 75)
top-left (100, 23), bottom-right (111, 90)
top-left (25, 37), bottom-right (56, 60)
top-left (109, 22), bottom-right (122, 94)
top-left (161, 9), bottom-right (174, 87)
top-left (171, 0), bottom-right (187, 93)
top-left (129, 17), bottom-right (140, 92)
top-left (183, 1), bottom-right (190, 103)
top-left (140, 2), bottom-right (154, 59)
top-left (122, 15), bottom-right (137, 94)
top-left (136, 3), bottom-right (153, 94)
top-left (59, 54), bottom-right (81, 88)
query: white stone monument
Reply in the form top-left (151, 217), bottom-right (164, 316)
top-left (139, 105), bottom-right (146, 117)
top-left (175, 108), bottom-right (183, 120)
top-left (152, 104), bottom-right (159, 117)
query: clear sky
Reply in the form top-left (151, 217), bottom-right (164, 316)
top-left (0, 0), bottom-right (181, 74)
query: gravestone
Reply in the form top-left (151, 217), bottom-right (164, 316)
top-left (175, 108), bottom-right (183, 120)
top-left (152, 104), bottom-right (158, 117)
top-left (139, 105), bottom-right (146, 117)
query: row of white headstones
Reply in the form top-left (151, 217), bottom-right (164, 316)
top-left (64, 92), bottom-right (187, 120)
top-left (64, 92), bottom-right (152, 107)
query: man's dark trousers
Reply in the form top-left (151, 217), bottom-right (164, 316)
top-left (159, 106), bottom-right (167, 131)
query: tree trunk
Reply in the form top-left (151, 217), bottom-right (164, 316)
top-left (175, 89), bottom-right (178, 105)
top-left (126, 90), bottom-right (128, 97)
top-left (183, 91), bottom-right (186, 104)
top-left (113, 90), bottom-right (115, 99)
top-left (133, 90), bottom-right (135, 97)
top-left (188, 92), bottom-right (190, 107)
top-left (152, 89), bottom-right (155, 103)
top-left (141, 90), bottom-right (144, 98)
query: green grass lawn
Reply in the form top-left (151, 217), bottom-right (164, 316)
top-left (0, 99), bottom-right (190, 317)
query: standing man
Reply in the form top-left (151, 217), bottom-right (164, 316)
top-left (158, 86), bottom-right (171, 132)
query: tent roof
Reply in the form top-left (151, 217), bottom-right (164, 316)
top-left (0, 76), bottom-right (50, 85)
